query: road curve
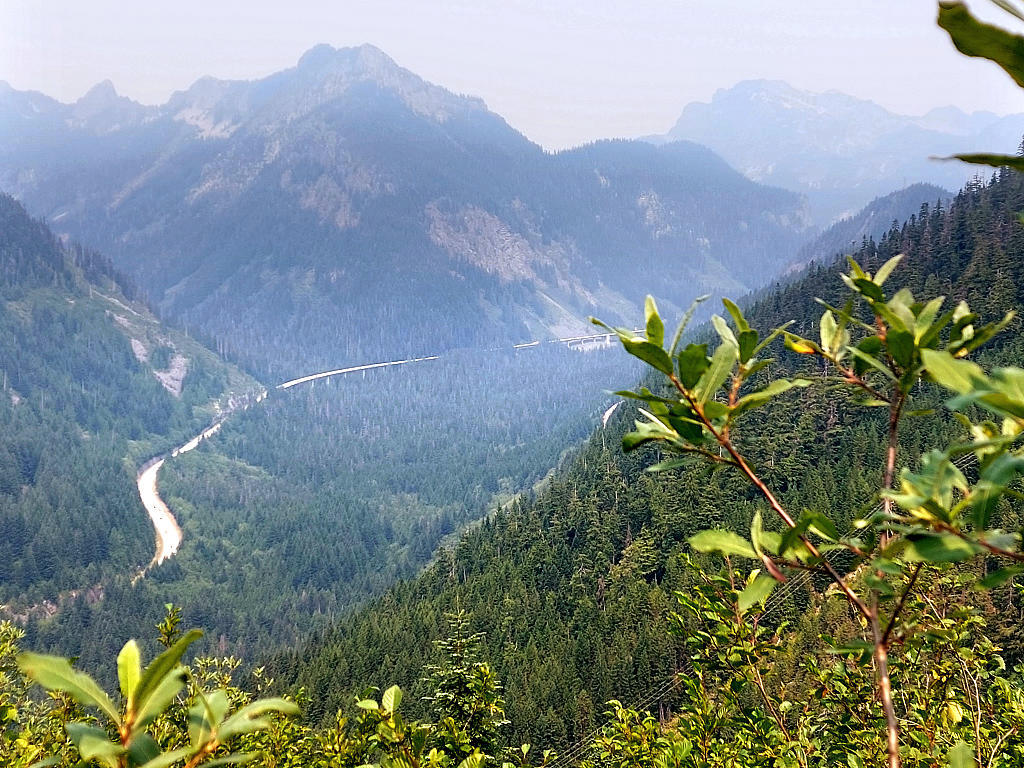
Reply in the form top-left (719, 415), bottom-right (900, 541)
top-left (134, 393), bottom-right (264, 576)
top-left (135, 333), bottom-right (630, 572)
top-left (137, 458), bottom-right (182, 568)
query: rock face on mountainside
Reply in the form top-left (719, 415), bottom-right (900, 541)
top-left (0, 46), bottom-right (811, 376)
top-left (659, 79), bottom-right (1024, 224)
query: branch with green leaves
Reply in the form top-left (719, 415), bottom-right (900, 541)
top-left (936, 1), bottom-right (1024, 175)
top-left (15, 630), bottom-right (298, 768)
top-left (594, 254), bottom-right (1021, 767)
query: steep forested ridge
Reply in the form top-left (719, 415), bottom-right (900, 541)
top-left (790, 182), bottom-right (950, 269)
top-left (0, 194), bottom-right (258, 604)
top-left (268, 169), bottom-right (1024, 750)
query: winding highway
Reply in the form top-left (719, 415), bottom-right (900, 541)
top-left (136, 458), bottom-right (181, 567)
top-left (134, 332), bottom-right (627, 573)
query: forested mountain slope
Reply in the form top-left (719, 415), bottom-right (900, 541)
top-left (22, 343), bottom-right (640, 671)
top-left (0, 194), bottom-right (258, 605)
top-left (268, 169), bottom-right (1024, 750)
top-left (1, 188), bottom-right (648, 674)
top-left (0, 45), bottom-right (811, 378)
top-left (789, 182), bottom-right (950, 269)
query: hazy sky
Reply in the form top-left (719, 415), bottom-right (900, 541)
top-left (2, 0), bottom-right (1022, 149)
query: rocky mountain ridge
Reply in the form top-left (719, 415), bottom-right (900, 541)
top-left (656, 78), bottom-right (1024, 222)
top-left (0, 45), bottom-right (813, 377)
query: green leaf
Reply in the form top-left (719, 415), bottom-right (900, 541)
top-left (922, 349), bottom-right (985, 394)
top-left (16, 653), bottom-right (120, 724)
top-left (828, 639), bottom-right (873, 664)
top-left (946, 152), bottom-right (1024, 172)
top-left (887, 289), bottom-right (917, 333)
top-left (219, 698), bottom-right (299, 742)
top-left (677, 343), bottom-right (709, 389)
top-left (189, 689), bottom-right (230, 747)
top-left (939, 0), bottom-right (1024, 87)
top-left (711, 314), bottom-right (738, 348)
top-left (750, 322), bottom-right (792, 358)
top-left (732, 378), bottom-right (810, 418)
top-left (695, 342), bottom-right (737, 405)
top-left (688, 530), bottom-right (756, 559)
top-left (979, 566), bottom-right (1024, 588)
top-left (846, 345), bottom-right (897, 381)
top-left (889, 451), bottom-right (968, 522)
top-left (819, 309), bottom-right (837, 353)
top-left (803, 512), bottom-right (840, 541)
top-left (382, 685), bottom-right (402, 713)
top-left (138, 748), bottom-right (198, 768)
top-left (904, 534), bottom-right (979, 563)
top-left (738, 574), bottom-right (777, 613)
top-left (919, 306), bottom-right (957, 350)
top-left (126, 731), bottom-right (161, 765)
top-left (873, 254), bottom-right (903, 286)
top-left (118, 640), bottom-right (142, 704)
top-left (613, 387), bottom-right (676, 405)
top-left (870, 558), bottom-right (904, 576)
top-left (622, 416), bottom-right (678, 452)
top-left (947, 740), bottom-right (975, 768)
top-left (644, 458), bottom-right (693, 473)
top-left (853, 277), bottom-right (885, 302)
top-left (621, 337), bottom-right (674, 376)
top-left (201, 756), bottom-right (260, 767)
top-left (915, 295), bottom-right (946, 343)
top-left (722, 298), bottom-right (749, 332)
top-left (738, 329), bottom-right (759, 364)
top-left (750, 509), bottom-right (771, 556)
top-left (972, 452), bottom-right (1024, 528)
top-left (66, 722), bottom-right (124, 768)
top-left (135, 666), bottom-right (188, 731)
top-left (644, 295), bottom-right (665, 348)
top-left (668, 294), bottom-right (710, 355)
top-left (133, 629), bottom-right (201, 724)
top-left (886, 328), bottom-right (915, 370)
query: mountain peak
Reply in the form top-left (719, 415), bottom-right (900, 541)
top-left (286, 42), bottom-right (488, 122)
top-left (296, 43), bottom-right (338, 69)
top-left (75, 80), bottom-right (122, 109)
top-left (718, 79), bottom-right (797, 98)
top-left (295, 43), bottom-right (399, 76)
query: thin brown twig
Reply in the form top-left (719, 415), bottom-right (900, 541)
top-left (669, 372), bottom-right (872, 619)
top-left (882, 563), bottom-right (923, 645)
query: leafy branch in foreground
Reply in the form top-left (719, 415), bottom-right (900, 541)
top-left (937, 1), bottom-right (1024, 173)
top-left (593, 255), bottom-right (1022, 767)
top-left (6, 608), bottom-right (555, 768)
top-left (15, 629), bottom-right (297, 768)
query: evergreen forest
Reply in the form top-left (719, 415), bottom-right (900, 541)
top-left (5, 3), bottom-right (1024, 768)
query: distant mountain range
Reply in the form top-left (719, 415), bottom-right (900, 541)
top-left (651, 79), bottom-right (1024, 223)
top-left (0, 46), bottom-right (812, 377)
